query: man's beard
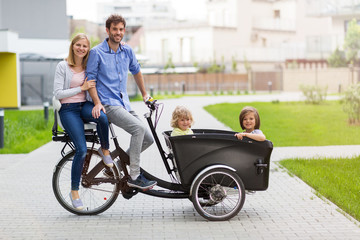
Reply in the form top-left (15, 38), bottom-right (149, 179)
top-left (109, 34), bottom-right (122, 44)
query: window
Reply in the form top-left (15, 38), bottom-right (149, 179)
top-left (162, 39), bottom-right (169, 63)
top-left (262, 37), bottom-right (267, 47)
top-left (180, 37), bottom-right (192, 63)
top-left (274, 10), bottom-right (280, 18)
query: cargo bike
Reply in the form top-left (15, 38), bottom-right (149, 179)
top-left (52, 99), bottom-right (273, 221)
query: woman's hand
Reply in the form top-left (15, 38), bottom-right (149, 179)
top-left (81, 77), bottom-right (96, 91)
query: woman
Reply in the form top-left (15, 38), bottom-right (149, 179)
top-left (53, 33), bottom-right (113, 210)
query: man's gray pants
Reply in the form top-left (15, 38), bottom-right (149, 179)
top-left (104, 105), bottom-right (154, 180)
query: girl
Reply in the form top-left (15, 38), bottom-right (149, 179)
top-left (171, 106), bottom-right (194, 136)
top-left (235, 106), bottom-right (266, 141)
top-left (53, 33), bottom-right (113, 210)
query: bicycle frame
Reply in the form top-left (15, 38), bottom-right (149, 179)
top-left (77, 101), bottom-right (190, 199)
top-left (52, 101), bottom-right (253, 220)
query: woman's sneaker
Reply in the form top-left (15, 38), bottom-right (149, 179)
top-left (69, 193), bottom-right (84, 210)
top-left (98, 148), bottom-right (114, 168)
top-left (127, 173), bottom-right (157, 190)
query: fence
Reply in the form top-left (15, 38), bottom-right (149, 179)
top-left (20, 58), bottom-right (58, 105)
top-left (19, 64), bottom-right (360, 106)
top-left (283, 67), bottom-right (359, 93)
top-left (251, 71), bottom-right (283, 92)
top-left (136, 73), bottom-right (248, 94)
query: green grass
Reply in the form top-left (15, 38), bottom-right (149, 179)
top-left (279, 157), bottom-right (360, 221)
top-left (205, 100), bottom-right (360, 222)
top-left (204, 100), bottom-right (360, 146)
top-left (0, 109), bottom-right (54, 154)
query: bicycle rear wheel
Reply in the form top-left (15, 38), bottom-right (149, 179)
top-left (191, 168), bottom-right (245, 221)
top-left (52, 148), bottom-right (120, 215)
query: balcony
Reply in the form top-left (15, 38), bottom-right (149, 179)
top-left (305, 34), bottom-right (344, 59)
top-left (306, 0), bottom-right (360, 17)
top-left (252, 17), bottom-right (296, 32)
top-left (237, 44), bottom-right (306, 62)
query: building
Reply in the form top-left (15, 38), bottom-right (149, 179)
top-left (140, 0), bottom-right (341, 71)
top-left (0, 0), bottom-right (69, 106)
top-left (96, 0), bottom-right (175, 47)
top-left (69, 18), bottom-right (106, 47)
top-left (305, 0), bottom-right (360, 59)
top-left (0, 0), bottom-right (69, 57)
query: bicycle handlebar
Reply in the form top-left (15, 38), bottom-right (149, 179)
top-left (145, 97), bottom-right (158, 111)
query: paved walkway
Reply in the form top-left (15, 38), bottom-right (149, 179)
top-left (1, 93), bottom-right (360, 240)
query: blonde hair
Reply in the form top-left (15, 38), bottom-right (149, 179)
top-left (171, 106), bottom-right (194, 128)
top-left (66, 33), bottom-right (90, 69)
top-left (239, 106), bottom-right (261, 130)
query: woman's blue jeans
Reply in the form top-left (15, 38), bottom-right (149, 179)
top-left (59, 101), bottom-right (109, 191)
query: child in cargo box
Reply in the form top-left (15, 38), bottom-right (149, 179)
top-left (171, 106), bottom-right (194, 136)
top-left (235, 106), bottom-right (266, 142)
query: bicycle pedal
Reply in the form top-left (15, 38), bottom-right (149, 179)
top-left (122, 188), bottom-right (138, 200)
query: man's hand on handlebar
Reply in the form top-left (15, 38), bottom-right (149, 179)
top-left (144, 95), bottom-right (157, 110)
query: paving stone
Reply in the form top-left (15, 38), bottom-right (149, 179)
top-left (1, 94), bottom-right (359, 240)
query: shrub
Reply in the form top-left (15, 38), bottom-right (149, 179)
top-left (299, 84), bottom-right (328, 104)
top-left (327, 47), bottom-right (347, 68)
top-left (343, 18), bottom-right (360, 65)
top-left (342, 84), bottom-right (360, 124)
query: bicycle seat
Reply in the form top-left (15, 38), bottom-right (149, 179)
top-left (52, 96), bottom-right (97, 133)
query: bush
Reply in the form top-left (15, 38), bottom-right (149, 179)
top-left (327, 47), bottom-right (347, 68)
top-left (342, 84), bottom-right (360, 124)
top-left (299, 84), bottom-right (327, 104)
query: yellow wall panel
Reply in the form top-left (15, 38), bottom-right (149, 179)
top-left (0, 53), bottom-right (18, 108)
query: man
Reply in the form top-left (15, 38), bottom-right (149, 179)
top-left (86, 14), bottom-right (156, 190)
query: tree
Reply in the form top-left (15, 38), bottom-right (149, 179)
top-left (164, 53), bottom-right (175, 73)
top-left (207, 55), bottom-right (225, 73)
top-left (231, 56), bottom-right (238, 73)
top-left (327, 47), bottom-right (347, 68)
top-left (343, 19), bottom-right (360, 65)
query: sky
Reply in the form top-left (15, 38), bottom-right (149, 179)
top-left (66, 0), bottom-right (207, 23)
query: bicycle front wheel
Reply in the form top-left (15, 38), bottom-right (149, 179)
top-left (52, 148), bottom-right (120, 215)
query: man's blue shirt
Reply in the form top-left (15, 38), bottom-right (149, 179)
top-left (86, 38), bottom-right (141, 111)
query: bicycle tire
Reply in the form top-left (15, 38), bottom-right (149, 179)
top-left (191, 168), bottom-right (245, 221)
top-left (52, 148), bottom-right (121, 215)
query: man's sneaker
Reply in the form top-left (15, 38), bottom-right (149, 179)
top-left (98, 147), bottom-right (114, 168)
top-left (127, 174), bottom-right (157, 190)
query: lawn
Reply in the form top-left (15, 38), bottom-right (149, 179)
top-left (0, 109), bottom-right (54, 154)
top-left (280, 157), bottom-right (360, 221)
top-left (205, 100), bottom-right (360, 222)
top-left (204, 100), bottom-right (360, 146)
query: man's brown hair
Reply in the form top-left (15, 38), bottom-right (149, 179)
top-left (106, 14), bottom-right (126, 29)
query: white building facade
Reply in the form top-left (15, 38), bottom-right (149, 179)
top-left (96, 0), bottom-right (360, 71)
top-left (141, 0), bottom-right (338, 70)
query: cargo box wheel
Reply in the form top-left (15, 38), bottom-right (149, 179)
top-left (191, 168), bottom-right (245, 221)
